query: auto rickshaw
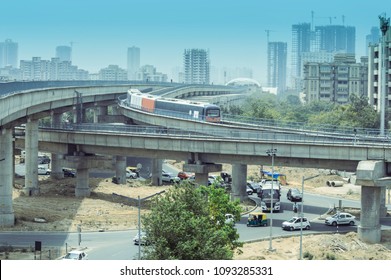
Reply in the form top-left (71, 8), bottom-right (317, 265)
top-left (246, 212), bottom-right (268, 227)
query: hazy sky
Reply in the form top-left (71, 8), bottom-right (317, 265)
top-left (0, 0), bottom-right (389, 84)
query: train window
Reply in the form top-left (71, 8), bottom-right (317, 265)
top-left (206, 109), bottom-right (220, 117)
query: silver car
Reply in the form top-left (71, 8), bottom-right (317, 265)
top-left (282, 217), bottom-right (311, 231)
top-left (325, 212), bottom-right (356, 226)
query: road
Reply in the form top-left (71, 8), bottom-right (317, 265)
top-left (3, 187), bottom-right (391, 260)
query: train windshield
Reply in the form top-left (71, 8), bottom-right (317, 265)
top-left (206, 109), bottom-right (220, 117)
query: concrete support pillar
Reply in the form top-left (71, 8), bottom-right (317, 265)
top-left (0, 128), bottom-right (15, 226)
top-left (380, 187), bottom-right (388, 217)
top-left (75, 168), bottom-right (90, 197)
top-left (51, 111), bottom-right (62, 128)
top-left (93, 106), bottom-right (108, 123)
top-left (183, 162), bottom-right (222, 187)
top-left (111, 105), bottom-right (120, 115)
top-left (24, 119), bottom-right (39, 195)
top-left (359, 186), bottom-right (382, 243)
top-left (194, 172), bottom-right (208, 187)
top-left (231, 164), bottom-right (247, 202)
top-left (51, 153), bottom-right (64, 179)
top-left (151, 159), bottom-right (163, 186)
top-left (115, 156), bottom-right (127, 184)
top-left (355, 160), bottom-right (389, 243)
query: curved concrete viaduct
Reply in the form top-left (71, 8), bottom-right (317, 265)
top-left (0, 82), bottom-right (390, 244)
top-left (0, 83), bottom-right (243, 224)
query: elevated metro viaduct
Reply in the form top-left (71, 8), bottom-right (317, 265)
top-left (0, 83), bottom-right (390, 244)
top-left (0, 83), bottom-right (243, 224)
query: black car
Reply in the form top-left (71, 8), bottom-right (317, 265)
top-left (63, 168), bottom-right (76, 177)
top-left (287, 188), bottom-right (302, 202)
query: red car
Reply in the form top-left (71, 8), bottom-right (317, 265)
top-left (177, 171), bottom-right (193, 180)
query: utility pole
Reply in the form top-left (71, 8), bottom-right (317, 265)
top-left (379, 14), bottom-right (390, 136)
top-left (266, 148), bottom-right (277, 252)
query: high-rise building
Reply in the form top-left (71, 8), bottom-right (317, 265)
top-left (55, 46), bottom-right (72, 62)
top-left (267, 42), bottom-right (287, 93)
top-left (291, 23), bottom-right (356, 92)
top-left (19, 56), bottom-right (89, 80)
top-left (367, 28), bottom-right (391, 112)
top-left (183, 49), bottom-right (210, 84)
top-left (136, 65), bottom-right (168, 82)
top-left (291, 23), bottom-right (312, 90)
top-left (127, 46), bottom-right (140, 80)
top-left (313, 25), bottom-right (356, 53)
top-left (0, 39), bottom-right (18, 68)
top-left (303, 54), bottom-right (368, 104)
top-left (99, 65), bottom-right (127, 81)
top-left (366, 27), bottom-right (380, 55)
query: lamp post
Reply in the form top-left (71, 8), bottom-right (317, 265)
top-left (266, 148), bottom-right (277, 252)
top-left (299, 174), bottom-right (320, 260)
top-left (379, 14), bottom-right (390, 136)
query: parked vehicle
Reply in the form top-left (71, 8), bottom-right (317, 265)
top-left (38, 166), bottom-right (51, 175)
top-left (162, 172), bottom-right (180, 183)
top-left (208, 176), bottom-right (226, 188)
top-left (126, 166), bottom-right (140, 178)
top-left (126, 170), bottom-right (138, 179)
top-left (282, 217), bottom-right (311, 231)
top-left (247, 212), bottom-right (268, 227)
top-left (63, 168), bottom-right (76, 177)
top-left (287, 188), bottom-right (302, 202)
top-left (247, 181), bottom-right (262, 193)
top-left (177, 171), bottom-right (193, 180)
top-left (325, 212), bottom-right (356, 226)
top-left (246, 186), bottom-right (253, 195)
top-left (38, 155), bottom-right (51, 164)
top-left (62, 250), bottom-right (88, 260)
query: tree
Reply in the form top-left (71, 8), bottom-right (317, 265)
top-left (141, 182), bottom-right (242, 260)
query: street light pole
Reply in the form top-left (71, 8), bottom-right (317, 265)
top-left (299, 174), bottom-right (320, 260)
top-left (379, 14), bottom-right (390, 136)
top-left (136, 190), bottom-right (165, 260)
top-left (138, 195), bottom-right (141, 260)
top-left (266, 148), bottom-right (277, 252)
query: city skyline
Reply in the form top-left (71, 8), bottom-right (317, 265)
top-left (0, 0), bottom-right (389, 84)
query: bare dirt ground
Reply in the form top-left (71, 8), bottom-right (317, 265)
top-left (2, 161), bottom-right (391, 260)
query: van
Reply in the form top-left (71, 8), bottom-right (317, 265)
top-left (38, 166), bottom-right (51, 175)
top-left (257, 184), bottom-right (281, 212)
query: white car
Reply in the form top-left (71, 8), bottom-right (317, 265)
top-left (225, 213), bottom-right (235, 224)
top-left (325, 212), bottom-right (356, 226)
top-left (282, 217), bottom-right (311, 231)
top-left (62, 250), bottom-right (88, 260)
top-left (126, 170), bottom-right (137, 179)
top-left (161, 172), bottom-right (180, 183)
top-left (133, 231), bottom-right (150, 245)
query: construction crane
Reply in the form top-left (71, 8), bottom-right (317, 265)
top-left (265, 29), bottom-right (275, 43)
top-left (311, 11), bottom-right (337, 25)
top-left (69, 41), bottom-right (78, 48)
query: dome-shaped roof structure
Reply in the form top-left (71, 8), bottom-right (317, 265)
top-left (226, 78), bottom-right (261, 87)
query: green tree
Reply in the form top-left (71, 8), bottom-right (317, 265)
top-left (141, 182), bottom-right (242, 260)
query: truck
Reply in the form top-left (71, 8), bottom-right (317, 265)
top-left (257, 183), bottom-right (281, 212)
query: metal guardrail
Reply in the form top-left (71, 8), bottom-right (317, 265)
top-left (38, 122), bottom-right (391, 148)
top-left (117, 96), bottom-right (390, 145)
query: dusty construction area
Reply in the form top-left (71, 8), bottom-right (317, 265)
top-left (1, 163), bottom-right (391, 260)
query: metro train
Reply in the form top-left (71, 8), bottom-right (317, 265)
top-left (126, 88), bottom-right (221, 123)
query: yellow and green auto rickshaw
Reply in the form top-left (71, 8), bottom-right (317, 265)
top-left (247, 212), bottom-right (268, 227)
